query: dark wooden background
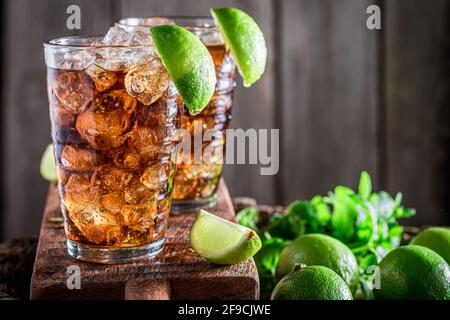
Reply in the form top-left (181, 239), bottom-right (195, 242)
top-left (1, 0), bottom-right (449, 240)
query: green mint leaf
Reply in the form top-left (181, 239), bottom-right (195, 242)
top-left (236, 207), bottom-right (259, 232)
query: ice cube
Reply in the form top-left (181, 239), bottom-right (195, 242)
top-left (122, 200), bottom-right (157, 226)
top-left (97, 26), bottom-right (156, 71)
top-left (95, 49), bottom-right (130, 72)
top-left (133, 124), bottom-right (178, 148)
top-left (125, 59), bottom-right (170, 105)
top-left (128, 30), bottom-right (153, 46)
top-left (90, 165), bottom-right (133, 195)
top-left (64, 173), bottom-right (90, 193)
top-left (60, 145), bottom-right (98, 171)
top-left (50, 100), bottom-right (76, 129)
top-left (81, 224), bottom-right (125, 245)
top-left (111, 145), bottom-right (143, 170)
top-left (100, 192), bottom-right (124, 214)
top-left (124, 181), bottom-right (152, 204)
top-left (52, 70), bottom-right (93, 114)
top-left (102, 25), bottom-right (130, 46)
top-left (56, 50), bottom-right (95, 70)
top-left (136, 92), bottom-right (179, 127)
top-left (140, 163), bottom-right (168, 190)
top-left (63, 189), bottom-right (97, 215)
top-left (85, 64), bottom-right (117, 92)
top-left (75, 90), bottom-right (136, 149)
top-left (63, 181), bottom-right (125, 245)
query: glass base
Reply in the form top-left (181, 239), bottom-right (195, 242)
top-left (171, 193), bottom-right (218, 214)
top-left (66, 238), bottom-right (165, 264)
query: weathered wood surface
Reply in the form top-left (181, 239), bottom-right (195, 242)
top-left (30, 180), bottom-right (259, 300)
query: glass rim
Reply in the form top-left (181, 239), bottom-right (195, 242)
top-left (118, 16), bottom-right (217, 31)
top-left (43, 35), bottom-right (154, 50)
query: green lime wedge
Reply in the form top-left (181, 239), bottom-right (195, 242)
top-left (211, 7), bottom-right (267, 87)
top-left (150, 25), bottom-right (216, 114)
top-left (40, 144), bottom-right (57, 184)
top-left (190, 209), bottom-right (262, 264)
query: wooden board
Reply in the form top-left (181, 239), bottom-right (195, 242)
top-left (30, 179), bottom-right (259, 300)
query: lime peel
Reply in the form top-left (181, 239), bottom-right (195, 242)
top-left (40, 144), bottom-right (58, 184)
top-left (211, 7), bottom-right (267, 87)
top-left (190, 209), bottom-right (262, 264)
top-left (150, 24), bottom-right (216, 114)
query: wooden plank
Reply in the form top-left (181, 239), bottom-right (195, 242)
top-left (115, 0), bottom-right (278, 204)
top-left (384, 0), bottom-right (450, 225)
top-left (280, 0), bottom-right (379, 203)
top-left (30, 180), bottom-right (259, 300)
top-left (2, 0), bottom-right (116, 240)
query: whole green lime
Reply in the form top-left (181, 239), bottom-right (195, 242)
top-left (374, 245), bottom-right (450, 300)
top-left (276, 234), bottom-right (359, 293)
top-left (271, 265), bottom-right (353, 300)
top-left (410, 227), bottom-right (450, 264)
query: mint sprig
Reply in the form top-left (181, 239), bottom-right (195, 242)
top-left (237, 171), bottom-right (415, 299)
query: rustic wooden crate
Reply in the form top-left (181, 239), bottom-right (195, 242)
top-left (30, 179), bottom-right (259, 300)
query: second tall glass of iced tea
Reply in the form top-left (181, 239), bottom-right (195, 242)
top-left (119, 17), bottom-right (237, 213)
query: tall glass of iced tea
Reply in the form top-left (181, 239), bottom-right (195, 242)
top-left (119, 17), bottom-right (237, 213)
top-left (44, 29), bottom-right (182, 263)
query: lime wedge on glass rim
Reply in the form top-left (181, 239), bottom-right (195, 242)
top-left (190, 209), bottom-right (262, 264)
top-left (150, 25), bottom-right (216, 114)
top-left (40, 143), bottom-right (57, 183)
top-left (211, 7), bottom-right (267, 87)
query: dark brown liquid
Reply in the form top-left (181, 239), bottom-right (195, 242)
top-left (47, 64), bottom-right (181, 247)
top-left (172, 45), bottom-right (236, 201)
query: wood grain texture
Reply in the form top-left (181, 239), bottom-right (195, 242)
top-left (279, 0), bottom-right (379, 203)
top-left (30, 180), bottom-right (259, 300)
top-left (384, 0), bottom-right (450, 225)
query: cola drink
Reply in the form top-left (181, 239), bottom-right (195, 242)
top-left (118, 18), bottom-right (237, 212)
top-left (44, 28), bottom-right (182, 263)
